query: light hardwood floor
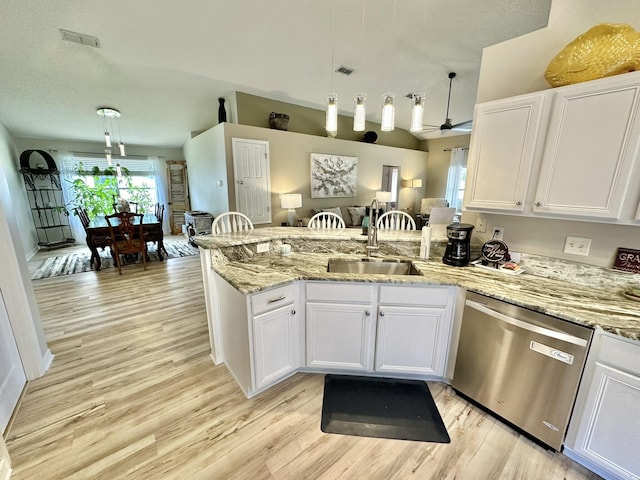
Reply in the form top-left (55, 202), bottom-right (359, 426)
top-left (6, 246), bottom-right (602, 479)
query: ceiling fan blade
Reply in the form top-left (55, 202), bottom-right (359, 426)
top-left (451, 119), bottom-right (473, 131)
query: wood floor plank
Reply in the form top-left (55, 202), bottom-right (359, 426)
top-left (4, 242), bottom-right (603, 479)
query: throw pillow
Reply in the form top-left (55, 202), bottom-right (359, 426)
top-left (322, 207), bottom-right (343, 219)
top-left (339, 206), bottom-right (353, 227)
top-left (347, 206), bottom-right (366, 226)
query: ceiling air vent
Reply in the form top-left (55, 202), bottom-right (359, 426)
top-left (60, 29), bottom-right (99, 48)
top-left (335, 65), bottom-right (356, 76)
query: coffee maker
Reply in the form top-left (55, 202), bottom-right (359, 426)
top-left (443, 223), bottom-right (475, 266)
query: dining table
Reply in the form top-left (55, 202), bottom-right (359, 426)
top-left (86, 213), bottom-right (165, 271)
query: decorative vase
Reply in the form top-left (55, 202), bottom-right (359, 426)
top-left (269, 112), bottom-right (289, 131)
top-left (218, 98), bottom-right (227, 123)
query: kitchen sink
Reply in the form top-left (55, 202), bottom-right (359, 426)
top-left (327, 258), bottom-right (421, 275)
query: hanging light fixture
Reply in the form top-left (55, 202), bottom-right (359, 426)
top-left (97, 107), bottom-right (126, 162)
top-left (409, 92), bottom-right (425, 132)
top-left (381, 93), bottom-right (396, 131)
top-left (353, 93), bottom-right (366, 131)
top-left (105, 148), bottom-right (112, 167)
top-left (326, 94), bottom-right (338, 137)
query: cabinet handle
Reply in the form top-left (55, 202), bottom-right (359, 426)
top-left (365, 310), bottom-right (370, 316)
top-left (291, 309), bottom-right (296, 315)
top-left (379, 311), bottom-right (385, 317)
top-left (535, 201), bottom-right (541, 207)
top-left (267, 295), bottom-right (286, 304)
top-left (238, 180), bottom-right (244, 184)
top-left (516, 201), bottom-right (522, 206)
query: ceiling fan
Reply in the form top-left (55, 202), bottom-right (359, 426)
top-left (422, 72), bottom-right (473, 134)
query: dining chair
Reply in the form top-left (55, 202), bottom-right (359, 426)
top-left (105, 212), bottom-right (147, 275)
top-left (75, 206), bottom-right (111, 268)
top-left (308, 211), bottom-right (346, 229)
top-left (144, 203), bottom-right (167, 257)
top-left (376, 210), bottom-right (416, 231)
top-left (212, 211), bottom-right (254, 234)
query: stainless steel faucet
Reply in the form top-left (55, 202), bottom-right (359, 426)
top-left (366, 197), bottom-right (380, 257)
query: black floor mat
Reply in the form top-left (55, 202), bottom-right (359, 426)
top-left (321, 375), bottom-right (450, 443)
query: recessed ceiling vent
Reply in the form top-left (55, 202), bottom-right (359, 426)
top-left (60, 29), bottom-right (99, 48)
top-left (335, 65), bottom-right (356, 76)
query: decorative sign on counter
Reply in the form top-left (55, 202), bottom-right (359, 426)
top-left (480, 240), bottom-right (510, 267)
top-left (613, 247), bottom-right (640, 274)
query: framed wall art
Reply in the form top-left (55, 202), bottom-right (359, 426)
top-left (310, 153), bottom-right (358, 198)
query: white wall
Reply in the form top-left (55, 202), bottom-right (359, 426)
top-left (0, 124), bottom-right (52, 379)
top-left (472, 0), bottom-right (640, 267)
top-left (477, 0), bottom-right (640, 102)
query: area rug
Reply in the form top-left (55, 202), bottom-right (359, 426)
top-left (31, 240), bottom-right (199, 280)
top-left (321, 375), bottom-right (450, 443)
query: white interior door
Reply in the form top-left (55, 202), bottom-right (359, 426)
top-left (0, 288), bottom-right (26, 433)
top-left (232, 138), bottom-right (271, 225)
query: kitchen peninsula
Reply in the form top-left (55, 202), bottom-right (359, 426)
top-left (195, 227), bottom-right (640, 479)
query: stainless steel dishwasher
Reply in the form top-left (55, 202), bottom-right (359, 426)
top-left (451, 291), bottom-right (593, 450)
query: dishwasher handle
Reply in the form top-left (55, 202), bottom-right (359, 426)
top-left (465, 299), bottom-right (588, 347)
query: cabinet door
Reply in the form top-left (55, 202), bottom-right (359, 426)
top-left (570, 363), bottom-right (640, 479)
top-left (464, 93), bottom-right (548, 212)
top-left (252, 303), bottom-right (301, 390)
top-left (306, 302), bottom-right (374, 371)
top-left (375, 306), bottom-right (448, 376)
top-left (534, 76), bottom-right (640, 219)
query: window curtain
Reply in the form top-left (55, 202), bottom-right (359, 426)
top-left (445, 147), bottom-right (468, 212)
top-left (149, 156), bottom-right (169, 233)
top-left (56, 151), bottom-right (86, 242)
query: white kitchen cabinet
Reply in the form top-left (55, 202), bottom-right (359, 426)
top-left (305, 282), bottom-right (376, 371)
top-left (464, 71), bottom-right (640, 223)
top-left (250, 283), bottom-right (302, 391)
top-left (465, 92), bottom-right (549, 212)
top-left (565, 332), bottom-right (640, 480)
top-left (533, 74), bottom-right (640, 219)
top-left (375, 285), bottom-right (454, 377)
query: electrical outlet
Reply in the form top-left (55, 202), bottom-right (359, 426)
top-left (256, 242), bottom-right (270, 253)
top-left (564, 236), bottom-right (591, 256)
top-left (492, 227), bottom-right (504, 241)
top-left (475, 214), bottom-right (487, 233)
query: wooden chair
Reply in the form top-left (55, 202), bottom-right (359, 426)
top-left (212, 211), bottom-right (254, 234)
top-left (144, 203), bottom-right (167, 257)
top-left (75, 206), bottom-right (111, 268)
top-left (307, 212), bottom-right (345, 229)
top-left (105, 212), bottom-right (147, 275)
top-left (376, 210), bottom-right (416, 231)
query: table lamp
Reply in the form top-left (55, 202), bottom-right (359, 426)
top-left (280, 193), bottom-right (302, 226)
top-left (375, 191), bottom-right (393, 212)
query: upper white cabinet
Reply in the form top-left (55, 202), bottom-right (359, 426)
top-left (534, 74), bottom-right (640, 219)
top-left (465, 92), bottom-right (549, 212)
top-left (465, 71), bottom-right (640, 223)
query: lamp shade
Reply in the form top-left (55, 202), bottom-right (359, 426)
top-left (375, 191), bottom-right (392, 203)
top-left (280, 193), bottom-right (302, 209)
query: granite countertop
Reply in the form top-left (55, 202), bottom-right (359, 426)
top-left (194, 227), bottom-right (640, 341)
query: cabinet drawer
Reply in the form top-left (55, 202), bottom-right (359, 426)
top-left (598, 333), bottom-right (640, 377)
top-left (251, 284), bottom-right (297, 316)
top-left (378, 285), bottom-right (450, 307)
top-left (306, 282), bottom-right (374, 303)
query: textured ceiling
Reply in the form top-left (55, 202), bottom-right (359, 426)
top-left (0, 0), bottom-right (551, 148)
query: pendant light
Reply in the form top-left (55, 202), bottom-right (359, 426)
top-left (326, 94), bottom-right (338, 137)
top-left (409, 92), bottom-right (425, 132)
top-left (381, 93), bottom-right (396, 131)
top-left (97, 107), bottom-right (127, 163)
top-left (353, 93), bottom-right (366, 132)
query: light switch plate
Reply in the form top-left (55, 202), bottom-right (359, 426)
top-left (256, 242), bottom-right (270, 253)
top-left (564, 236), bottom-right (591, 256)
top-left (475, 215), bottom-right (487, 233)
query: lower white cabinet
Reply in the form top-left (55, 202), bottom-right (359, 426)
top-left (565, 332), bottom-right (640, 480)
top-left (250, 283), bottom-right (302, 391)
top-left (304, 282), bottom-right (455, 378)
top-left (252, 304), bottom-right (301, 389)
top-left (305, 282), bottom-right (376, 371)
top-left (375, 285), bottom-right (453, 377)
